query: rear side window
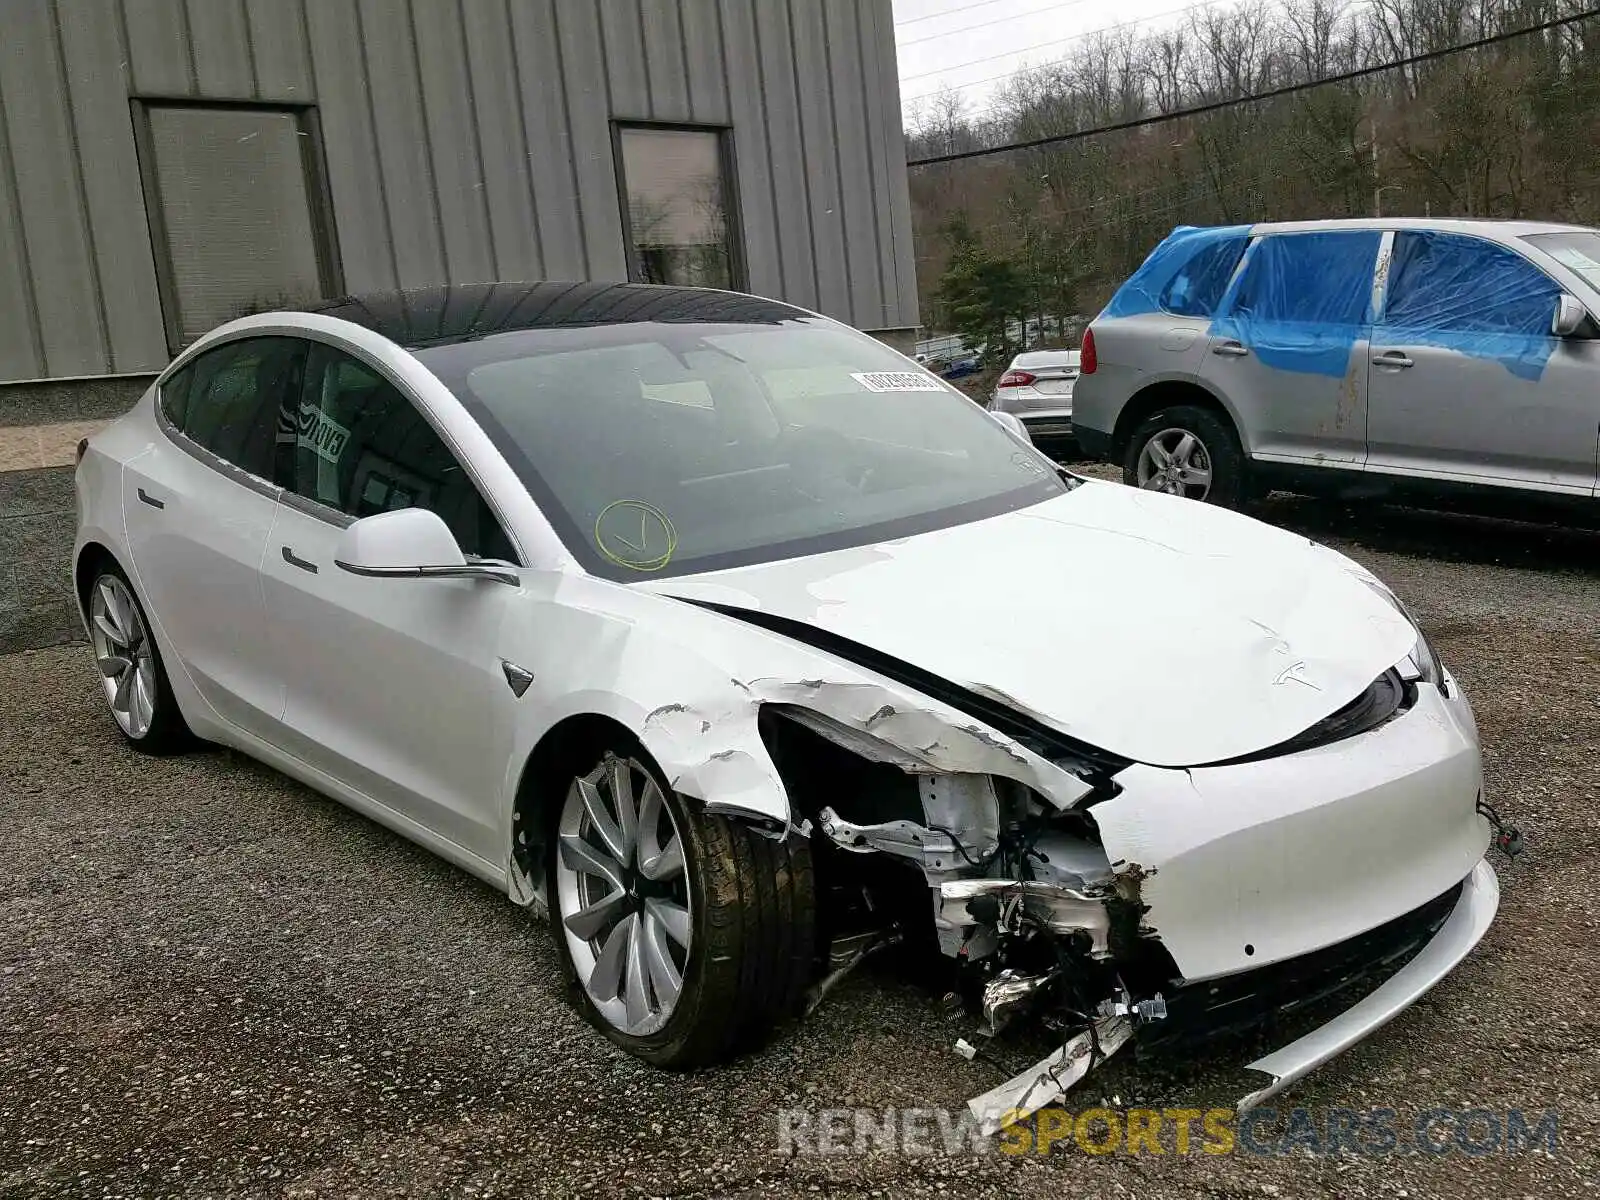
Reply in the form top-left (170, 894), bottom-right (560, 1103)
top-left (1230, 232), bottom-right (1379, 325)
top-left (1384, 231), bottom-right (1559, 335)
top-left (1159, 237), bottom-right (1247, 317)
top-left (164, 337), bottom-right (306, 481)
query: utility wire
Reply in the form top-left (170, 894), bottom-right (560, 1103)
top-left (896, 0), bottom-right (1019, 28)
top-left (899, 0), bottom-right (1096, 48)
top-left (908, 8), bottom-right (1600, 166)
top-left (901, 0), bottom-right (1234, 103)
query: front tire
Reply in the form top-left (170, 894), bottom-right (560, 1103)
top-left (87, 564), bottom-right (188, 754)
top-left (1123, 404), bottom-right (1246, 507)
top-left (550, 747), bottom-right (815, 1067)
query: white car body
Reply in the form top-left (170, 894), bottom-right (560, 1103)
top-left (72, 283), bottom-right (1495, 1123)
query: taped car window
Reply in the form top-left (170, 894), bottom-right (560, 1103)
top-left (1101, 225), bottom-right (1251, 319)
top-left (1211, 230), bottom-right (1381, 378)
top-left (1381, 231), bottom-right (1561, 381)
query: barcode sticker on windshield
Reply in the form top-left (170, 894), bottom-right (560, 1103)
top-left (851, 371), bottom-right (946, 393)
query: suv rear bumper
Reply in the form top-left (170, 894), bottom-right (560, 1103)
top-left (1072, 424), bottom-right (1112, 460)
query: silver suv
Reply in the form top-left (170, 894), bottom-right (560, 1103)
top-left (1072, 219), bottom-right (1600, 512)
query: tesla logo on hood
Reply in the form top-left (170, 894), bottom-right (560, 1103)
top-left (1274, 661), bottom-right (1322, 691)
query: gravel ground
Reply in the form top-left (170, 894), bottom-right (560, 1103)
top-left (2, 485), bottom-right (1597, 1199)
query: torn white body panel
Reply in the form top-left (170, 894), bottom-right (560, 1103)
top-left (1094, 678), bottom-right (1489, 981)
top-left (494, 569), bottom-right (1100, 841)
top-left (968, 1015), bottom-right (1134, 1136)
top-left (646, 482), bottom-right (1417, 767)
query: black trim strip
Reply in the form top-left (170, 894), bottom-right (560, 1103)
top-left (677, 598), bottom-right (1132, 781)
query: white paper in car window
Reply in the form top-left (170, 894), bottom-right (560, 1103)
top-left (297, 404), bottom-right (349, 464)
top-left (850, 371), bottom-right (946, 393)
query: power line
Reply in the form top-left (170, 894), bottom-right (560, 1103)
top-left (895, 0), bottom-right (1019, 28)
top-left (903, 13), bottom-right (1176, 82)
top-left (899, 0), bottom-right (1233, 103)
top-left (899, 0), bottom-right (1095, 48)
top-left (908, 8), bottom-right (1600, 165)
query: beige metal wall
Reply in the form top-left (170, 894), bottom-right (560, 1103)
top-left (0, 0), bottom-right (919, 385)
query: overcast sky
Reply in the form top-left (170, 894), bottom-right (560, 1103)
top-left (892, 0), bottom-right (1207, 119)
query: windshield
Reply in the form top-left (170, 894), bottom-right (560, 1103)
top-left (1524, 231), bottom-right (1600, 293)
top-left (418, 318), bottom-right (1066, 580)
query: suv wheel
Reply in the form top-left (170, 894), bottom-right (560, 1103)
top-left (550, 747), bottom-right (815, 1067)
top-left (1124, 405), bottom-right (1245, 506)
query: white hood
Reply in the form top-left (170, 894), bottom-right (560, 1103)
top-left (648, 481), bottom-right (1417, 767)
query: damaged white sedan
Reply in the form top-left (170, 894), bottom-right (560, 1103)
top-left (74, 282), bottom-right (1503, 1125)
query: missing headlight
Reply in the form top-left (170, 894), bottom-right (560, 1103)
top-left (1355, 575), bottom-right (1448, 695)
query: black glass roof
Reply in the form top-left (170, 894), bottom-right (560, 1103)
top-left (306, 281), bottom-right (807, 349)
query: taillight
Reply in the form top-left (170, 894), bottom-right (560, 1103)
top-left (997, 370), bottom-right (1036, 388)
top-left (1080, 328), bottom-right (1097, 375)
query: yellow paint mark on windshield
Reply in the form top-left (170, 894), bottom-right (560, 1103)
top-left (594, 500), bottom-right (679, 572)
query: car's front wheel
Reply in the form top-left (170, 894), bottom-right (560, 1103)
top-left (1123, 405), bottom-right (1245, 506)
top-left (87, 564), bottom-right (188, 754)
top-left (550, 747), bottom-right (815, 1067)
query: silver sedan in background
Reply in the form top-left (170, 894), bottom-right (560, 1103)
top-left (989, 349), bottom-right (1080, 442)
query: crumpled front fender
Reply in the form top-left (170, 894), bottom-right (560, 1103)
top-left (501, 575), bottom-right (1098, 836)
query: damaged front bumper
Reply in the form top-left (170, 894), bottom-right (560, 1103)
top-left (969, 858), bottom-right (1499, 1134)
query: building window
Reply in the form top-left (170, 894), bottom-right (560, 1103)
top-left (614, 125), bottom-right (742, 290)
top-left (134, 103), bottom-right (340, 353)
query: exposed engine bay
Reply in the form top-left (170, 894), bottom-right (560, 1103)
top-left (754, 666), bottom-right (1503, 1135)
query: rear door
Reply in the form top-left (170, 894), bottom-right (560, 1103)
top-left (1366, 229), bottom-right (1600, 495)
top-left (259, 341), bottom-right (518, 862)
top-left (1202, 230), bottom-right (1383, 466)
top-left (122, 337), bottom-right (305, 736)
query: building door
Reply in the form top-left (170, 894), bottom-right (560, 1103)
top-left (136, 104), bottom-right (339, 352)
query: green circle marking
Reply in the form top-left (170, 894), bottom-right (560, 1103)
top-left (594, 500), bottom-right (679, 572)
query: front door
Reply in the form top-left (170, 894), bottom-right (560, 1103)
top-left (1366, 229), bottom-right (1600, 495)
top-left (1203, 230), bottom-right (1383, 466)
top-left (259, 342), bottom-right (519, 862)
top-left (123, 337), bottom-right (305, 736)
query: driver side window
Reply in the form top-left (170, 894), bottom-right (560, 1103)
top-left (280, 345), bottom-right (517, 562)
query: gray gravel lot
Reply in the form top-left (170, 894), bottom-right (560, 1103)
top-left (2, 486), bottom-right (1597, 1199)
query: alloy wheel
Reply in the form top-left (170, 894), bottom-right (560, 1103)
top-left (554, 753), bottom-right (693, 1037)
top-left (1136, 427), bottom-right (1214, 500)
top-left (89, 575), bottom-right (158, 739)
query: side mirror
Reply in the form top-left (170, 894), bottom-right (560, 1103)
top-left (1552, 294), bottom-right (1591, 338)
top-left (989, 410), bottom-right (1033, 445)
top-left (333, 508), bottom-right (518, 585)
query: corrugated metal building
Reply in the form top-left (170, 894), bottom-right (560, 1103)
top-left (0, 0), bottom-right (919, 651)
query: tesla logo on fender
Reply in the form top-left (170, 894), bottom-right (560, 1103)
top-left (297, 405), bottom-right (350, 464)
top-left (1274, 661), bottom-right (1322, 691)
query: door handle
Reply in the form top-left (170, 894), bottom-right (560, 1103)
top-left (1211, 341), bottom-right (1249, 357)
top-left (136, 487), bottom-right (165, 510)
top-left (281, 546), bottom-right (318, 574)
top-left (1372, 351), bottom-right (1414, 368)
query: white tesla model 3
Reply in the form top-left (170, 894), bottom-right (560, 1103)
top-left (73, 283), bottom-right (1498, 1122)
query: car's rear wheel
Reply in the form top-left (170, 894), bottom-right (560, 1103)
top-left (550, 746), bottom-right (815, 1067)
top-left (1124, 405), bottom-right (1246, 506)
top-left (87, 565), bottom-right (188, 753)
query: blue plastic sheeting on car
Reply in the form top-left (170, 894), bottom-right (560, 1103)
top-left (1379, 230), bottom-right (1561, 381)
top-left (1102, 225), bottom-right (1252, 319)
top-left (1210, 230), bottom-right (1382, 378)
